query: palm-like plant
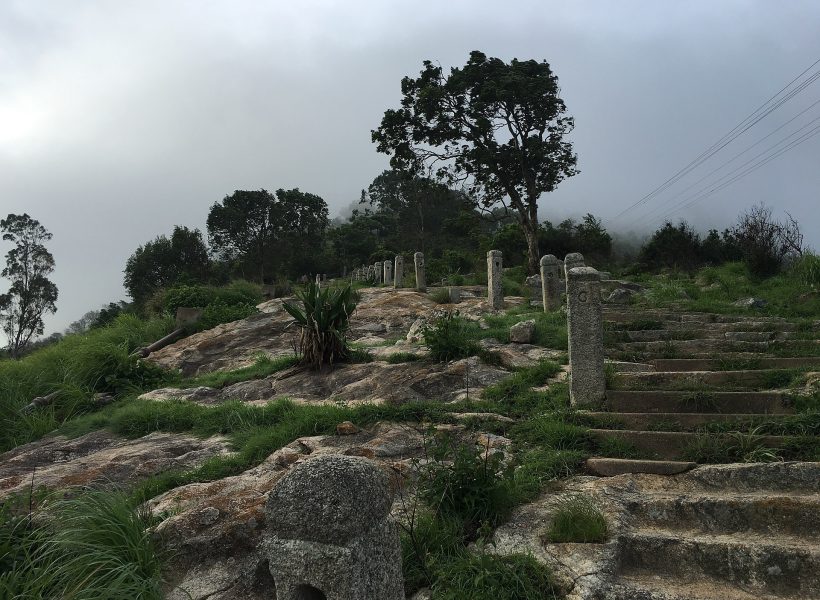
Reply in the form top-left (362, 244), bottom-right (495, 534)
top-left (283, 282), bottom-right (357, 369)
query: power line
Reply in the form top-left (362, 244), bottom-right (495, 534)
top-left (633, 102), bottom-right (820, 226)
top-left (611, 57), bottom-right (820, 222)
top-left (647, 123), bottom-right (820, 225)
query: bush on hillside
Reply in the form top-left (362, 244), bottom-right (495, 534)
top-left (422, 311), bottom-right (478, 362)
top-left (732, 204), bottom-right (804, 277)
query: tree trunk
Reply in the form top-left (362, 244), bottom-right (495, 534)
top-left (522, 219), bottom-right (540, 275)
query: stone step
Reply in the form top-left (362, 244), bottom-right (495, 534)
top-left (607, 350), bottom-right (778, 362)
top-left (605, 390), bottom-right (793, 414)
top-left (589, 429), bottom-right (791, 460)
top-left (618, 329), bottom-right (800, 342)
top-left (585, 411), bottom-right (794, 431)
top-left (650, 357), bottom-right (820, 371)
top-left (682, 461), bottom-right (820, 493)
top-left (603, 574), bottom-right (794, 600)
top-left (625, 493), bottom-right (820, 538)
top-left (616, 529), bottom-right (820, 598)
top-left (584, 457), bottom-right (696, 476)
top-left (608, 320), bottom-right (803, 332)
top-left (610, 369), bottom-right (795, 391)
top-left (603, 309), bottom-right (791, 324)
top-left (612, 339), bottom-right (819, 354)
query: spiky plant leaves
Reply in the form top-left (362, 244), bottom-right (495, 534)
top-left (283, 282), bottom-right (357, 369)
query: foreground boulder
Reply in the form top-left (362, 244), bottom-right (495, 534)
top-left (265, 455), bottom-right (404, 599)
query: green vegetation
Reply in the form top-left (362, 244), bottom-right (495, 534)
top-left (429, 287), bottom-right (454, 304)
top-left (283, 282), bottom-right (357, 369)
top-left (0, 491), bottom-right (162, 599)
top-left (547, 495), bottom-right (608, 543)
top-left (0, 314), bottom-right (174, 452)
top-left (179, 354), bottom-right (298, 389)
top-left (385, 352), bottom-right (422, 364)
top-left (423, 311), bottom-right (480, 362)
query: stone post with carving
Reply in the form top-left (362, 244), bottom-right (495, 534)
top-left (383, 260), bottom-right (393, 286)
top-left (487, 250), bottom-right (503, 309)
top-left (414, 252), bottom-right (426, 292)
top-left (393, 255), bottom-right (404, 289)
top-left (540, 254), bottom-right (561, 312)
top-left (567, 266), bottom-right (605, 407)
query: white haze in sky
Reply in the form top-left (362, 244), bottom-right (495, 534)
top-left (1, 0), bottom-right (819, 338)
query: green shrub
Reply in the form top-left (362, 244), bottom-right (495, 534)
top-left (547, 495), bottom-right (608, 543)
top-left (429, 288), bottom-right (453, 304)
top-left (283, 282), bottom-right (357, 369)
top-left (197, 301), bottom-right (258, 330)
top-left (420, 436), bottom-right (519, 532)
top-left (423, 311), bottom-right (479, 362)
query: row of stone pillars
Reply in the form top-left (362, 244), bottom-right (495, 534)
top-left (350, 253), bottom-right (426, 292)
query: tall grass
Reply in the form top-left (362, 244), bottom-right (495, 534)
top-left (0, 314), bottom-right (174, 452)
top-left (0, 491), bottom-right (163, 599)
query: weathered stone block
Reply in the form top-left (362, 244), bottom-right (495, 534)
top-left (509, 319), bottom-right (536, 344)
top-left (265, 455), bottom-right (404, 600)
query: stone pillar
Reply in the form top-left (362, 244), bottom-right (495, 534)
top-left (266, 455), bottom-right (404, 600)
top-left (373, 263), bottom-right (382, 284)
top-left (448, 287), bottom-right (461, 304)
top-left (487, 250), bottom-right (503, 309)
top-left (563, 252), bottom-right (585, 280)
top-left (393, 255), bottom-right (404, 289)
top-left (414, 252), bottom-right (426, 292)
top-left (567, 267), bottom-right (605, 407)
top-left (383, 260), bottom-right (393, 286)
top-left (315, 274), bottom-right (321, 285)
top-left (539, 254), bottom-right (561, 312)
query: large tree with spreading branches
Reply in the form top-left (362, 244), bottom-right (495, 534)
top-left (373, 50), bottom-right (579, 273)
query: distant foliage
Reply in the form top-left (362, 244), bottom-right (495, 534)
top-left (123, 225), bottom-right (210, 306)
top-left (638, 221), bottom-right (739, 272)
top-left (0, 213), bottom-right (59, 358)
top-left (146, 281), bottom-right (262, 329)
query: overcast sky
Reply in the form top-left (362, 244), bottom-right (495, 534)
top-left (2, 0), bottom-right (819, 339)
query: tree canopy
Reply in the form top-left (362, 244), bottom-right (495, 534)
top-left (373, 50), bottom-right (578, 273)
top-left (123, 226), bottom-right (209, 305)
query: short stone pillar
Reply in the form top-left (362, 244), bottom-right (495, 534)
top-left (448, 287), bottom-right (461, 304)
top-left (393, 255), bottom-right (404, 289)
top-left (539, 254), bottom-right (561, 312)
top-left (563, 252), bottom-right (585, 280)
top-left (265, 455), bottom-right (404, 600)
top-left (487, 250), bottom-right (503, 309)
top-left (315, 274), bottom-right (321, 285)
top-left (373, 263), bottom-right (382, 284)
top-left (383, 260), bottom-right (393, 286)
top-left (567, 267), bottom-right (605, 407)
top-left (414, 252), bottom-right (426, 292)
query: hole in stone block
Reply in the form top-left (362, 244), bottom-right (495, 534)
top-left (294, 584), bottom-right (327, 600)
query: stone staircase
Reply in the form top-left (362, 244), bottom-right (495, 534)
top-left (578, 306), bottom-right (820, 599)
top-left (584, 307), bottom-right (819, 477)
top-left (595, 463), bottom-right (820, 600)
